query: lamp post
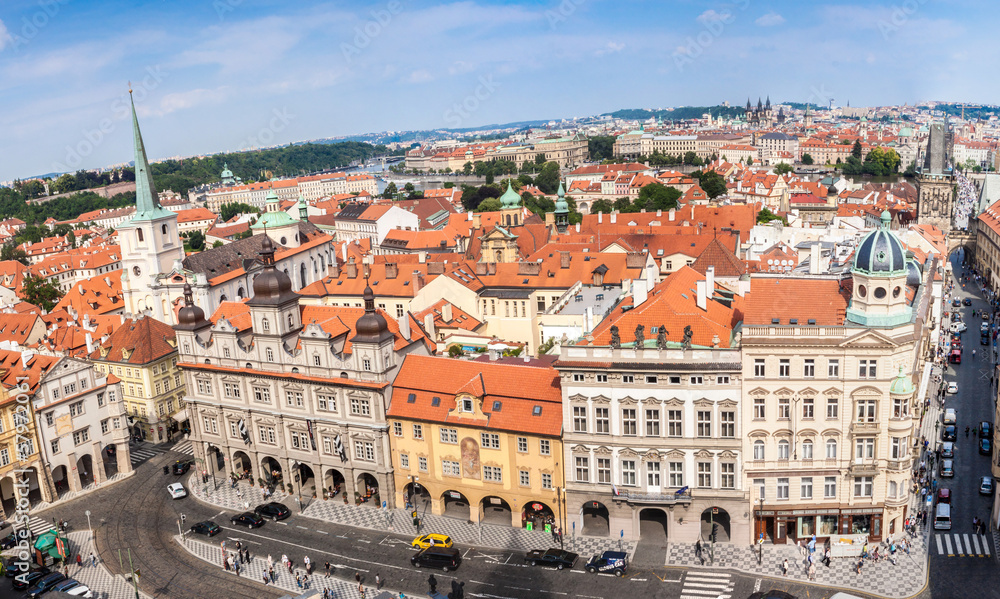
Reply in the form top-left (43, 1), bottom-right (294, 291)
top-left (208, 446), bottom-right (218, 491)
top-left (408, 475), bottom-right (419, 509)
top-left (85, 510), bottom-right (92, 538)
top-left (758, 495), bottom-right (764, 565)
top-left (292, 461), bottom-right (303, 512)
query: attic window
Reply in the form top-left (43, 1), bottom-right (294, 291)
top-left (461, 398), bottom-right (473, 412)
top-left (771, 318), bottom-right (780, 324)
top-left (532, 405), bottom-right (542, 416)
top-left (523, 279), bottom-right (529, 284)
top-left (650, 327), bottom-right (658, 333)
top-left (808, 319), bottom-right (817, 325)
top-left (407, 393), bottom-right (416, 403)
top-left (596, 294), bottom-right (604, 300)
top-left (492, 400), bottom-right (502, 412)
top-left (789, 319), bottom-right (798, 325)
top-left (431, 396), bottom-right (440, 407)
top-left (404, 281), bottom-right (410, 285)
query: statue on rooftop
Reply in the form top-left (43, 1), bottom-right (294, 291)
top-left (656, 325), bottom-right (668, 349)
top-left (682, 325), bottom-right (693, 350)
top-left (634, 324), bottom-right (645, 348)
top-left (610, 326), bottom-right (621, 349)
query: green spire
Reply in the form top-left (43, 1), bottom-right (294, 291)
top-left (554, 181), bottom-right (568, 214)
top-left (880, 209), bottom-right (891, 228)
top-left (499, 181), bottom-right (521, 208)
top-left (126, 89), bottom-right (172, 223)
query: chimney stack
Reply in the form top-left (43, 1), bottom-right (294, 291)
top-left (669, 208), bottom-right (676, 222)
top-left (385, 263), bottom-right (398, 279)
top-left (598, 212), bottom-right (603, 224)
top-left (442, 303), bottom-right (453, 322)
top-left (560, 251), bottom-right (571, 269)
top-left (633, 279), bottom-right (648, 308)
top-left (412, 270), bottom-right (425, 293)
top-left (328, 258), bottom-right (340, 278)
top-left (696, 279), bottom-right (708, 311)
top-left (423, 312), bottom-right (436, 341)
top-left (810, 243), bottom-right (821, 275)
top-left (85, 333), bottom-right (94, 354)
top-left (610, 212), bottom-right (617, 224)
top-left (345, 257), bottom-right (358, 279)
top-left (399, 312), bottom-right (411, 340)
top-left (706, 266), bottom-right (715, 297)
top-left (418, 251), bottom-right (427, 263)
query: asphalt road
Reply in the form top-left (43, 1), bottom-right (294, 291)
top-left (927, 260), bottom-right (1000, 599)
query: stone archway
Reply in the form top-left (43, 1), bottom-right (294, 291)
top-left (521, 501), bottom-right (554, 530)
top-left (262, 456), bottom-right (283, 487)
top-left (103, 445), bottom-right (119, 478)
top-left (480, 496), bottom-right (512, 525)
top-left (639, 507), bottom-right (669, 541)
top-left (0, 475), bottom-right (15, 517)
top-left (296, 463), bottom-right (316, 498)
top-left (404, 481), bottom-right (431, 510)
top-left (356, 473), bottom-right (379, 507)
top-left (701, 507), bottom-right (732, 543)
top-left (77, 454), bottom-right (95, 489)
top-left (232, 451), bottom-right (253, 479)
top-left (581, 501), bottom-right (610, 536)
top-left (442, 490), bottom-right (471, 519)
top-left (323, 468), bottom-right (346, 499)
top-left (52, 465), bottom-right (69, 497)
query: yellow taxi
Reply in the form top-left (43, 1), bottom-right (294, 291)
top-left (411, 533), bottom-right (454, 549)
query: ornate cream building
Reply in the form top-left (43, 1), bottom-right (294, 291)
top-left (742, 211), bottom-right (932, 545)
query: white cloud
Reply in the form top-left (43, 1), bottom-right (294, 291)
top-left (755, 12), bottom-right (786, 27)
top-left (404, 69), bottom-right (433, 84)
top-left (145, 87), bottom-right (230, 117)
top-left (595, 41), bottom-right (625, 57)
top-left (448, 60), bottom-right (476, 76)
top-left (0, 19), bottom-right (12, 51)
top-left (697, 10), bottom-right (728, 24)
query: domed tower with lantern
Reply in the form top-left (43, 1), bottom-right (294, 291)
top-left (846, 211), bottom-right (913, 328)
top-left (247, 235), bottom-right (302, 350)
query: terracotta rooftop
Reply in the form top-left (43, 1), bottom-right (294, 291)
top-left (89, 315), bottom-right (177, 365)
top-left (744, 276), bottom-right (851, 326)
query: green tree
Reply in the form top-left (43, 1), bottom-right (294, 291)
top-left (67, 230), bottom-right (76, 249)
top-left (637, 183), bottom-right (682, 211)
top-left (535, 153), bottom-right (546, 165)
top-left (534, 162), bottom-right (561, 194)
top-left (683, 151), bottom-right (699, 165)
top-left (213, 240), bottom-right (224, 248)
top-left (757, 207), bottom-right (785, 225)
top-left (801, 154), bottom-right (814, 165)
top-left (403, 182), bottom-right (415, 195)
top-left (476, 198), bottom-right (502, 212)
top-left (851, 140), bottom-right (863, 160)
top-left (443, 182), bottom-right (455, 188)
top-left (462, 162), bottom-right (473, 175)
top-left (0, 242), bottom-right (28, 265)
top-left (746, 157), bottom-right (753, 166)
top-left (381, 182), bottom-right (398, 199)
top-left (773, 163), bottom-right (793, 175)
top-left (187, 230), bottom-right (206, 251)
top-left (591, 199), bottom-right (615, 213)
top-left (694, 170), bottom-right (727, 199)
top-left (220, 202), bottom-right (259, 222)
top-left (588, 136), bottom-right (616, 162)
top-left (20, 273), bottom-right (63, 311)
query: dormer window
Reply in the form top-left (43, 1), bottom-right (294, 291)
top-left (462, 399), bottom-right (473, 413)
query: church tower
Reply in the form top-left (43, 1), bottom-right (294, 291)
top-left (119, 90), bottom-right (184, 319)
top-left (554, 182), bottom-right (569, 234)
top-left (915, 121), bottom-right (956, 233)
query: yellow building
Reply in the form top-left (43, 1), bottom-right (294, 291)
top-left (89, 315), bottom-right (188, 444)
top-left (387, 355), bottom-right (565, 530)
top-left (0, 356), bottom-right (54, 517)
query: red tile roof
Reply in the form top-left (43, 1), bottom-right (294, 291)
top-left (388, 355), bottom-right (562, 436)
top-left (744, 277), bottom-right (851, 326)
top-left (89, 315), bottom-right (177, 364)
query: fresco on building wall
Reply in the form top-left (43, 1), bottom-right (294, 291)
top-left (461, 437), bottom-right (481, 479)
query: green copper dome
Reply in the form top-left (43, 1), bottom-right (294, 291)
top-left (554, 182), bottom-right (568, 214)
top-left (889, 365), bottom-right (915, 395)
top-left (852, 210), bottom-right (907, 277)
top-left (499, 181), bottom-right (521, 208)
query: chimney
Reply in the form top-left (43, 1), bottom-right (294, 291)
top-left (598, 212), bottom-right (603, 224)
top-left (418, 251), bottom-right (427, 263)
top-left (810, 243), bottom-right (821, 275)
top-left (399, 312), bottom-right (411, 340)
top-left (328, 259), bottom-right (340, 278)
top-left (696, 279), bottom-right (708, 311)
top-left (341, 242), bottom-right (348, 262)
top-left (668, 208), bottom-right (676, 222)
top-left (467, 212), bottom-right (473, 221)
top-left (610, 212), bottom-right (617, 224)
top-left (412, 270), bottom-right (425, 293)
top-left (487, 262), bottom-right (497, 275)
top-left (427, 262), bottom-right (445, 275)
top-left (575, 223), bottom-right (580, 232)
top-left (706, 266), bottom-right (715, 297)
top-left (560, 251), bottom-right (571, 269)
top-left (345, 257), bottom-right (358, 279)
top-left (423, 312), bottom-right (436, 341)
top-left (625, 252), bottom-right (645, 268)
top-left (385, 263), bottom-right (398, 279)
top-left (475, 262), bottom-right (488, 276)
top-left (656, 209), bottom-right (662, 217)
top-left (633, 279), bottom-right (648, 307)
top-left (517, 261), bottom-right (542, 275)
top-left (85, 332), bottom-right (94, 354)
top-left (442, 303), bottom-right (453, 322)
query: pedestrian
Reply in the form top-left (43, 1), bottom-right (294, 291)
top-left (824, 548), bottom-right (831, 567)
top-left (269, 567), bottom-right (276, 582)
top-left (797, 539), bottom-right (805, 557)
top-left (76, 554), bottom-right (82, 569)
top-left (428, 573), bottom-right (438, 592)
top-left (356, 572), bottom-right (362, 585)
top-left (223, 557), bottom-right (230, 571)
top-left (325, 561), bottom-right (331, 577)
top-left (855, 557), bottom-right (863, 574)
top-left (297, 574), bottom-right (303, 589)
top-left (304, 555), bottom-right (312, 574)
top-left (234, 562), bottom-right (240, 577)
top-left (288, 560), bottom-right (294, 574)
top-left (808, 562), bottom-right (816, 581)
top-left (781, 558), bottom-right (788, 576)
top-left (90, 552), bottom-right (96, 567)
top-left (695, 539), bottom-right (702, 559)
top-left (263, 572), bottom-right (269, 585)
top-left (304, 574), bottom-right (310, 589)
top-left (376, 574), bottom-right (382, 590)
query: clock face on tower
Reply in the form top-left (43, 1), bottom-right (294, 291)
top-left (133, 266), bottom-right (142, 277)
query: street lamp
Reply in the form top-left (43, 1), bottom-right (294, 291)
top-left (757, 495), bottom-right (764, 565)
top-left (408, 475), bottom-right (419, 509)
top-left (85, 510), bottom-right (92, 538)
top-left (292, 461), bottom-right (303, 512)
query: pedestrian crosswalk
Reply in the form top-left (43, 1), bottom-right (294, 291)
top-left (680, 570), bottom-right (733, 599)
top-left (172, 439), bottom-right (194, 456)
top-left (933, 533), bottom-right (992, 557)
top-left (129, 444), bottom-right (163, 466)
top-left (21, 516), bottom-right (56, 538)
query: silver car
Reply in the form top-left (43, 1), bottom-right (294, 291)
top-left (941, 442), bottom-right (955, 458)
top-left (981, 477), bottom-right (994, 495)
top-left (940, 460), bottom-right (954, 478)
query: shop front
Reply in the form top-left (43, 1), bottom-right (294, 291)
top-left (755, 505), bottom-right (883, 544)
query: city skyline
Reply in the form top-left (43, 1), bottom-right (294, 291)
top-left (1, 0), bottom-right (998, 181)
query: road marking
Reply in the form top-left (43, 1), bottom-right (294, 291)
top-left (943, 534), bottom-right (953, 555)
top-left (357, 539), bottom-right (371, 543)
top-left (972, 534), bottom-right (982, 554)
top-left (686, 582), bottom-right (731, 588)
top-left (936, 535), bottom-right (944, 554)
top-left (296, 526), bottom-right (309, 530)
top-left (754, 579), bottom-right (762, 592)
top-left (577, 595), bottom-right (603, 599)
top-left (954, 533), bottom-right (964, 556)
top-left (317, 530), bottom-right (328, 535)
top-left (540, 591), bottom-right (568, 595)
top-left (630, 578), bottom-right (647, 581)
top-left (470, 580), bottom-right (494, 586)
top-left (508, 586), bottom-right (531, 591)
top-left (963, 534), bottom-right (973, 555)
top-left (277, 522), bottom-right (288, 526)
top-left (983, 534), bottom-right (992, 556)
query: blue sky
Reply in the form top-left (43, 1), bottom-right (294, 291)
top-left (0, 0), bottom-right (997, 181)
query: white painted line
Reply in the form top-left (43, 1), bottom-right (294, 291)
top-left (577, 596), bottom-right (603, 599)
top-left (982, 534), bottom-right (992, 556)
top-left (963, 533), bottom-right (973, 555)
top-left (686, 572), bottom-right (732, 579)
top-left (630, 578), bottom-right (647, 581)
top-left (943, 533), bottom-right (953, 554)
top-left (686, 576), bottom-right (732, 582)
top-left (954, 533), bottom-right (964, 555)
top-left (570, 570), bottom-right (585, 574)
top-left (539, 591), bottom-right (568, 595)
top-left (661, 578), bottom-right (683, 583)
top-left (972, 534), bottom-right (982, 554)
top-left (508, 586), bottom-right (531, 591)
top-left (935, 535), bottom-right (944, 554)
top-left (317, 530), bottom-right (328, 535)
top-left (277, 521), bottom-right (288, 526)
top-left (296, 525), bottom-right (308, 530)
top-left (680, 589), bottom-right (728, 596)
top-left (685, 582), bottom-right (732, 588)
top-left (357, 539), bottom-right (371, 544)
top-left (470, 580), bottom-right (494, 586)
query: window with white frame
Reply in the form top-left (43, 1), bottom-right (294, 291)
top-left (779, 359), bottom-right (790, 378)
top-left (266, 347), bottom-right (274, 362)
top-left (224, 383), bottom-right (240, 399)
top-left (541, 472), bottom-right (553, 489)
top-left (753, 397), bottom-right (765, 419)
top-left (50, 440), bottom-right (59, 455)
top-left (597, 458), bottom-right (611, 484)
top-left (802, 397), bottom-right (814, 419)
top-left (483, 466), bottom-right (502, 482)
top-left (855, 438), bottom-right (875, 459)
top-left (197, 379), bottom-right (212, 395)
top-left (72, 428), bottom-right (90, 445)
top-left (755, 478), bottom-right (766, 500)
top-left (854, 476), bottom-right (873, 497)
top-left (412, 424), bottom-right (423, 439)
top-left (481, 433), bottom-right (500, 449)
top-left (801, 477), bottom-right (813, 499)
top-left (317, 394), bottom-right (337, 412)
top-left (203, 417), bottom-right (218, 434)
top-left (802, 439), bottom-right (814, 459)
top-left (253, 387), bottom-right (271, 403)
top-left (516, 436), bottom-right (527, 452)
top-left (519, 470), bottom-right (530, 486)
top-left (824, 476), bottom-right (837, 498)
top-left (645, 409), bottom-right (660, 436)
top-left (828, 359), bottom-right (840, 378)
top-left (440, 428), bottom-right (458, 444)
top-left (697, 410), bottom-right (712, 437)
top-left (573, 406), bottom-right (588, 432)
top-left (667, 410), bottom-right (682, 437)
top-left (856, 400), bottom-right (876, 422)
top-left (668, 461), bottom-right (684, 487)
top-left (646, 461), bottom-right (661, 487)
top-left (392, 422), bottom-right (402, 436)
top-left (442, 460), bottom-right (460, 476)
top-left (778, 439), bottom-right (790, 459)
top-left (621, 409), bottom-right (636, 435)
top-left (753, 440), bottom-right (765, 460)
top-left (621, 374), bottom-right (634, 383)
top-left (400, 454), bottom-right (410, 469)
top-left (350, 397), bottom-right (371, 416)
top-left (827, 396), bottom-right (838, 419)
top-left (418, 457), bottom-right (428, 472)
top-left (286, 391), bottom-right (303, 407)
top-left (697, 462), bottom-right (712, 488)
top-left (539, 439), bottom-right (550, 455)
top-left (778, 397), bottom-right (790, 419)
top-left (720, 410), bottom-right (735, 437)
top-left (621, 460), bottom-right (636, 486)
top-left (595, 408), bottom-right (609, 434)
top-left (826, 438), bottom-right (837, 458)
top-left (258, 426), bottom-right (275, 444)
top-left (354, 441), bottom-right (375, 462)
top-left (776, 477), bottom-right (789, 500)
top-left (596, 374), bottom-right (608, 383)
top-left (858, 359), bottom-right (876, 379)
top-left (754, 359), bottom-right (765, 377)
top-left (721, 463), bottom-right (735, 489)
top-left (803, 359), bottom-right (815, 378)
top-left (575, 456), bottom-right (590, 482)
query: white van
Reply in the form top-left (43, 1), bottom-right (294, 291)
top-left (934, 503), bottom-right (952, 530)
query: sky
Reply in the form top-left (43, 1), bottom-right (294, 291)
top-left (1, 0), bottom-right (998, 181)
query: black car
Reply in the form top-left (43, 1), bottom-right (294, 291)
top-left (411, 546), bottom-right (461, 571)
top-left (525, 548), bottom-right (579, 570)
top-left (585, 551), bottom-right (629, 576)
top-left (231, 512), bottom-right (265, 528)
top-left (10, 567), bottom-right (48, 587)
top-left (980, 422), bottom-right (993, 439)
top-left (25, 572), bottom-right (65, 597)
top-left (254, 502), bottom-right (291, 521)
top-left (0, 532), bottom-right (18, 549)
top-left (963, 298), bottom-right (973, 306)
top-left (980, 438), bottom-right (992, 456)
top-left (190, 520), bottom-right (221, 536)
top-left (943, 425), bottom-right (957, 441)
top-left (747, 592), bottom-right (798, 599)
top-left (173, 460), bottom-right (194, 475)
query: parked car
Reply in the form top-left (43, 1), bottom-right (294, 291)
top-left (980, 437), bottom-right (992, 456)
top-left (525, 548), bottom-right (579, 570)
top-left (951, 322), bottom-right (967, 333)
top-left (947, 382), bottom-right (959, 394)
top-left (943, 425), bottom-right (957, 441)
top-left (172, 460), bottom-right (194, 475)
top-left (981, 333), bottom-right (990, 345)
top-left (411, 534), bottom-right (453, 549)
top-left (167, 483), bottom-right (187, 499)
top-left (11, 568), bottom-right (50, 590)
top-left (50, 578), bottom-right (83, 594)
top-left (25, 572), bottom-right (66, 598)
top-left (980, 422), bottom-right (993, 439)
top-left (254, 502), bottom-right (291, 521)
top-left (941, 441), bottom-right (955, 458)
top-left (964, 298), bottom-right (973, 306)
top-left (0, 532), bottom-right (18, 549)
top-left (190, 521), bottom-right (221, 536)
top-left (585, 551), bottom-right (629, 576)
top-left (982, 321), bottom-right (990, 332)
top-left (981, 477), bottom-right (994, 495)
top-left (936, 488), bottom-right (951, 504)
top-left (940, 459), bottom-right (954, 477)
top-left (953, 298), bottom-right (961, 307)
top-left (65, 583), bottom-right (94, 597)
top-left (943, 408), bottom-right (957, 424)
top-left (231, 512), bottom-right (265, 528)
top-left (410, 546), bottom-right (461, 571)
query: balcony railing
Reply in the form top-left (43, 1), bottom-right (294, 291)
top-left (849, 460), bottom-right (879, 476)
top-left (616, 489), bottom-right (693, 505)
top-left (850, 421), bottom-right (880, 434)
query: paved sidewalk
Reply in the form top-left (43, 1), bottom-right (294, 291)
top-left (188, 474), bottom-right (637, 558)
top-left (59, 531), bottom-right (153, 599)
top-left (178, 534), bottom-right (403, 599)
